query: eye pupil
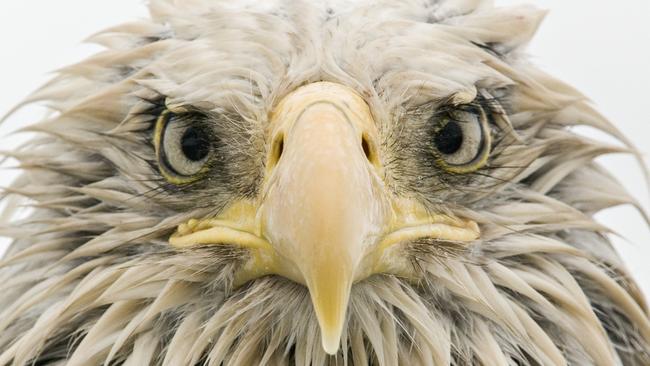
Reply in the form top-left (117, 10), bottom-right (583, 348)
top-left (181, 127), bottom-right (209, 162)
top-left (435, 120), bottom-right (464, 154)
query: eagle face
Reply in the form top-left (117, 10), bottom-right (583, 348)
top-left (0, 1), bottom-right (648, 365)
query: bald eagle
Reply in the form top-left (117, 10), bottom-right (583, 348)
top-left (0, 0), bottom-right (648, 365)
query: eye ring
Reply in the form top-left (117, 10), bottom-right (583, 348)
top-left (431, 105), bottom-right (491, 174)
top-left (154, 109), bottom-right (212, 185)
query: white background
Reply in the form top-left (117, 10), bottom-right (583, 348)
top-left (1, 1), bottom-right (649, 298)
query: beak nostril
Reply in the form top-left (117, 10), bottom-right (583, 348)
top-left (361, 135), bottom-right (373, 162)
top-left (270, 133), bottom-right (285, 168)
top-left (278, 138), bottom-right (284, 159)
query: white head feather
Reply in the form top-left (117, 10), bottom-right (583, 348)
top-left (0, 0), bottom-right (648, 365)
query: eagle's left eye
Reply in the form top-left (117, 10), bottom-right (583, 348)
top-left (154, 110), bottom-right (212, 184)
top-left (431, 106), bottom-right (491, 173)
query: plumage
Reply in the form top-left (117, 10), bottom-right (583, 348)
top-left (0, 0), bottom-right (648, 365)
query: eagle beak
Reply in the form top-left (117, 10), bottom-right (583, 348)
top-left (169, 82), bottom-right (480, 355)
top-left (260, 82), bottom-right (388, 354)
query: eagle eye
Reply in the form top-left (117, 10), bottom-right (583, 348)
top-left (431, 106), bottom-right (491, 174)
top-left (180, 126), bottom-right (210, 162)
top-left (154, 109), bottom-right (212, 184)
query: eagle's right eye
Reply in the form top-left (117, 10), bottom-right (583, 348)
top-left (154, 110), bottom-right (212, 184)
top-left (430, 105), bottom-right (491, 174)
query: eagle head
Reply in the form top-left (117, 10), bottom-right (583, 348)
top-left (0, 0), bottom-right (648, 365)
